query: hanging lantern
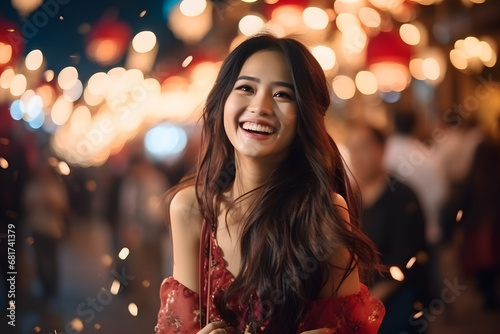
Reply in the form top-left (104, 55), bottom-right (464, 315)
top-left (0, 18), bottom-right (24, 73)
top-left (366, 29), bottom-right (412, 92)
top-left (261, 0), bottom-right (309, 36)
top-left (262, 0), bottom-right (308, 19)
top-left (85, 18), bottom-right (131, 66)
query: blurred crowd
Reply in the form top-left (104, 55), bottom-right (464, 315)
top-left (343, 107), bottom-right (500, 333)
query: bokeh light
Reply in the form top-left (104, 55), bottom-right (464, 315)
top-left (422, 57), bottom-right (440, 80)
top-left (0, 157), bottom-right (8, 169)
top-left (63, 80), bottom-right (84, 102)
top-left (58, 66), bottom-right (79, 90)
top-left (10, 74), bottom-right (27, 96)
top-left (355, 71), bottom-right (378, 95)
top-left (51, 97), bottom-right (73, 126)
top-left (450, 35), bottom-right (497, 71)
top-left (119, 247), bottom-right (130, 260)
top-left (239, 15), bottom-right (265, 37)
top-left (390, 266), bottom-right (405, 281)
top-left (400, 23), bottom-right (421, 46)
top-left (332, 75), bottom-right (356, 100)
top-left (70, 105), bottom-right (92, 134)
top-left (311, 46), bottom-right (336, 71)
top-left (302, 7), bottom-right (329, 30)
top-left (128, 303), bottom-right (138, 316)
top-left (358, 7), bottom-right (381, 28)
top-left (10, 100), bottom-right (24, 120)
top-left (179, 0), bottom-right (207, 17)
top-left (57, 161), bottom-right (71, 175)
top-left (0, 67), bottom-right (15, 89)
top-left (25, 49), bottom-right (44, 71)
top-left (144, 123), bottom-right (188, 161)
top-left (132, 31), bottom-right (157, 53)
top-left (0, 42), bottom-right (13, 65)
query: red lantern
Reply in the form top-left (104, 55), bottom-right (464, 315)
top-left (85, 18), bottom-right (131, 66)
top-left (262, 0), bottom-right (309, 20)
top-left (366, 29), bottom-right (412, 67)
top-left (366, 30), bottom-right (413, 92)
top-left (0, 18), bottom-right (24, 73)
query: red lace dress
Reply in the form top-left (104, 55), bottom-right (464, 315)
top-left (155, 227), bottom-right (385, 334)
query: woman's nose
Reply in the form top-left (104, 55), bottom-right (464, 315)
top-left (248, 91), bottom-right (273, 115)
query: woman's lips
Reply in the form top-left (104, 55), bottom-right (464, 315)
top-left (239, 121), bottom-right (276, 139)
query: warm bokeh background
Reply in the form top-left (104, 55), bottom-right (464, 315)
top-left (1, 0), bottom-right (499, 333)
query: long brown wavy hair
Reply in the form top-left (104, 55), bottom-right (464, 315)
top-left (165, 34), bottom-right (380, 333)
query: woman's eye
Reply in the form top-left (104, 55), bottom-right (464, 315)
top-left (274, 91), bottom-right (293, 99)
top-left (236, 85), bottom-right (254, 93)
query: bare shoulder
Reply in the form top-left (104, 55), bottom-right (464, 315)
top-left (332, 193), bottom-right (353, 232)
top-left (169, 185), bottom-right (204, 292)
top-left (332, 193), bottom-right (349, 216)
top-left (170, 185), bottom-right (203, 229)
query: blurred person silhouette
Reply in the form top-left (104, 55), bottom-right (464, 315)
top-left (458, 114), bottom-right (500, 310)
top-left (22, 160), bottom-right (68, 298)
top-left (346, 122), bottom-right (432, 334)
top-left (118, 154), bottom-right (170, 302)
top-left (435, 114), bottom-right (484, 243)
top-left (384, 110), bottom-right (447, 245)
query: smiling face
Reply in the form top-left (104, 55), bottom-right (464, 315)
top-left (223, 50), bottom-right (298, 163)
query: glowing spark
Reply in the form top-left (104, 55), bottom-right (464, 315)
top-left (456, 209), bottom-right (463, 222)
top-left (182, 55), bottom-right (193, 68)
top-left (406, 256), bottom-right (417, 269)
top-left (390, 266), bottom-right (405, 282)
top-left (70, 318), bottom-right (83, 331)
top-left (118, 247), bottom-right (130, 260)
top-left (128, 303), bottom-right (138, 316)
top-left (0, 157), bottom-right (9, 169)
top-left (57, 161), bottom-right (70, 175)
top-left (110, 280), bottom-right (120, 295)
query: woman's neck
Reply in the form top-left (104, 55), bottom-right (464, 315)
top-left (225, 153), bottom-right (283, 213)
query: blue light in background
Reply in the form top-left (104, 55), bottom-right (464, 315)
top-left (10, 100), bottom-right (24, 120)
top-left (382, 91), bottom-right (401, 104)
top-left (28, 111), bottom-right (45, 130)
top-left (163, 0), bottom-right (182, 21)
top-left (144, 123), bottom-right (188, 161)
top-left (26, 95), bottom-right (44, 120)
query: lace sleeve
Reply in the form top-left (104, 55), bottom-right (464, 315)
top-left (155, 276), bottom-right (202, 334)
top-left (298, 283), bottom-right (385, 334)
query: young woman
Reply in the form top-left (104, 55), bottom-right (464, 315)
top-left (155, 34), bottom-right (385, 334)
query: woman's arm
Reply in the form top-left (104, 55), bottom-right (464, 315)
top-left (317, 193), bottom-right (360, 298)
top-left (169, 186), bottom-right (204, 293)
top-left (298, 194), bottom-right (385, 334)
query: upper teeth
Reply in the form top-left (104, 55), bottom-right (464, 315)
top-left (242, 122), bottom-right (275, 134)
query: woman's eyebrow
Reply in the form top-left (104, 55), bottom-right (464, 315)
top-left (236, 75), bottom-right (294, 90)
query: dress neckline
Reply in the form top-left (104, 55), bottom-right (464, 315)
top-left (211, 228), bottom-right (237, 280)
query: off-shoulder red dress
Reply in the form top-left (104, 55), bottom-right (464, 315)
top-left (155, 225), bottom-right (385, 334)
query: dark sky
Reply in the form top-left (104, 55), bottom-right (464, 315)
top-left (0, 0), bottom-right (183, 80)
